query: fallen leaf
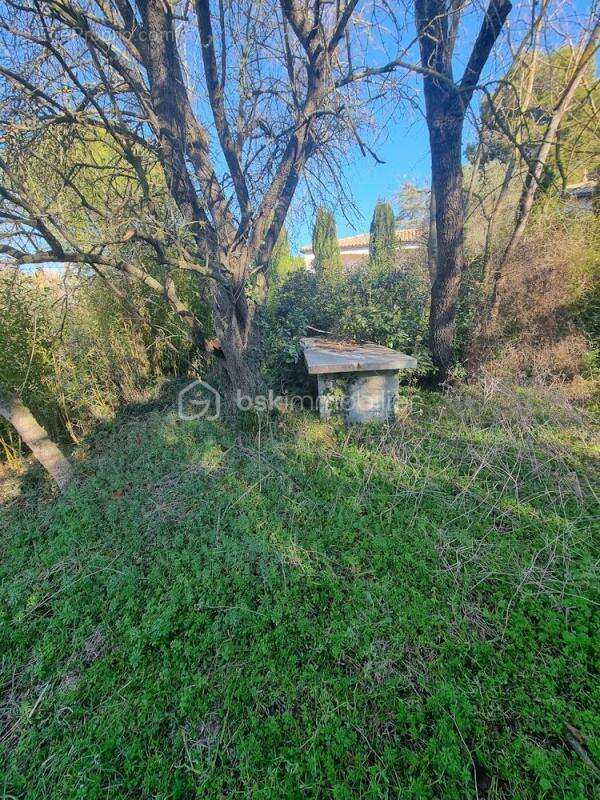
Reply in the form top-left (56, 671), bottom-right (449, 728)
top-left (564, 722), bottom-right (599, 773)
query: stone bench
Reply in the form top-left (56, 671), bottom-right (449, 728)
top-left (300, 337), bottom-right (417, 423)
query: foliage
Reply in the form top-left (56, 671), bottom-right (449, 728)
top-left (267, 227), bottom-right (303, 307)
top-left (0, 267), bottom-right (201, 458)
top-left (263, 254), bottom-right (432, 391)
top-left (0, 122), bottom-right (214, 462)
top-left (463, 159), bottom-right (521, 261)
top-left (569, 212), bottom-right (600, 345)
top-left (368, 201), bottom-right (396, 275)
top-left (261, 270), bottom-right (319, 392)
top-left (0, 269), bottom-right (63, 455)
top-left (395, 182), bottom-right (430, 227)
top-left (463, 186), bottom-right (600, 399)
top-left (1, 381), bottom-right (598, 799)
top-left (475, 46), bottom-right (599, 188)
top-left (458, 133), bottom-right (599, 403)
top-left (338, 262), bottom-right (430, 354)
top-left (312, 207), bottom-right (342, 280)
top-left (4, 124), bottom-right (167, 253)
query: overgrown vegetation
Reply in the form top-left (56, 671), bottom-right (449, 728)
top-left (263, 194), bottom-right (599, 403)
top-left (0, 267), bottom-right (199, 459)
top-left (263, 251), bottom-right (432, 391)
top-left (0, 2), bottom-right (598, 794)
top-left (463, 187), bottom-right (600, 402)
top-left (1, 381), bottom-right (598, 798)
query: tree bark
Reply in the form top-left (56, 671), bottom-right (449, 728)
top-left (427, 187), bottom-right (438, 286)
top-left (0, 389), bottom-right (72, 492)
top-left (212, 282), bottom-right (262, 397)
top-left (427, 111), bottom-right (465, 380)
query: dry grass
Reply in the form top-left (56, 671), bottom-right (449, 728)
top-left (470, 206), bottom-right (598, 402)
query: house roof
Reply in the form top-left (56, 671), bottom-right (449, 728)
top-left (300, 227), bottom-right (423, 254)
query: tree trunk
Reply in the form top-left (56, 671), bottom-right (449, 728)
top-left (427, 112), bottom-right (465, 382)
top-left (427, 187), bottom-right (438, 286)
top-left (0, 389), bottom-right (72, 491)
top-left (416, 0), bottom-right (512, 383)
top-left (213, 282), bottom-right (263, 399)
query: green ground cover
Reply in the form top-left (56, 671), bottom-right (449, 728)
top-left (1, 383), bottom-right (598, 798)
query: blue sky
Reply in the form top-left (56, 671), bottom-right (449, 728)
top-left (12, 0), bottom-right (594, 264)
top-left (286, 2), bottom-right (487, 253)
top-left (289, 110), bottom-right (433, 253)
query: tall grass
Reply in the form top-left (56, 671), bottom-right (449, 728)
top-left (0, 267), bottom-right (197, 460)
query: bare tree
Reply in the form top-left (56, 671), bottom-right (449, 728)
top-left (0, 0), bottom-right (410, 393)
top-left (475, 0), bottom-right (552, 283)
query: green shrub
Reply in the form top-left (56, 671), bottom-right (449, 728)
top-left (0, 269), bottom-right (64, 456)
top-left (263, 256), bottom-right (433, 391)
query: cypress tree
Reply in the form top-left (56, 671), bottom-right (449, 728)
top-left (267, 227), bottom-right (303, 306)
top-left (369, 201), bottom-right (396, 274)
top-left (269, 227), bottom-right (302, 284)
top-left (312, 207), bottom-right (342, 278)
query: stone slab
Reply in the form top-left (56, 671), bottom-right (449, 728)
top-left (301, 337), bottom-right (417, 375)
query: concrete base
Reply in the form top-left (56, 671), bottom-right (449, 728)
top-left (317, 370), bottom-right (399, 423)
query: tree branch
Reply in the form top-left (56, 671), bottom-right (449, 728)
top-left (196, 0), bottom-right (251, 221)
top-left (459, 0), bottom-right (513, 107)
